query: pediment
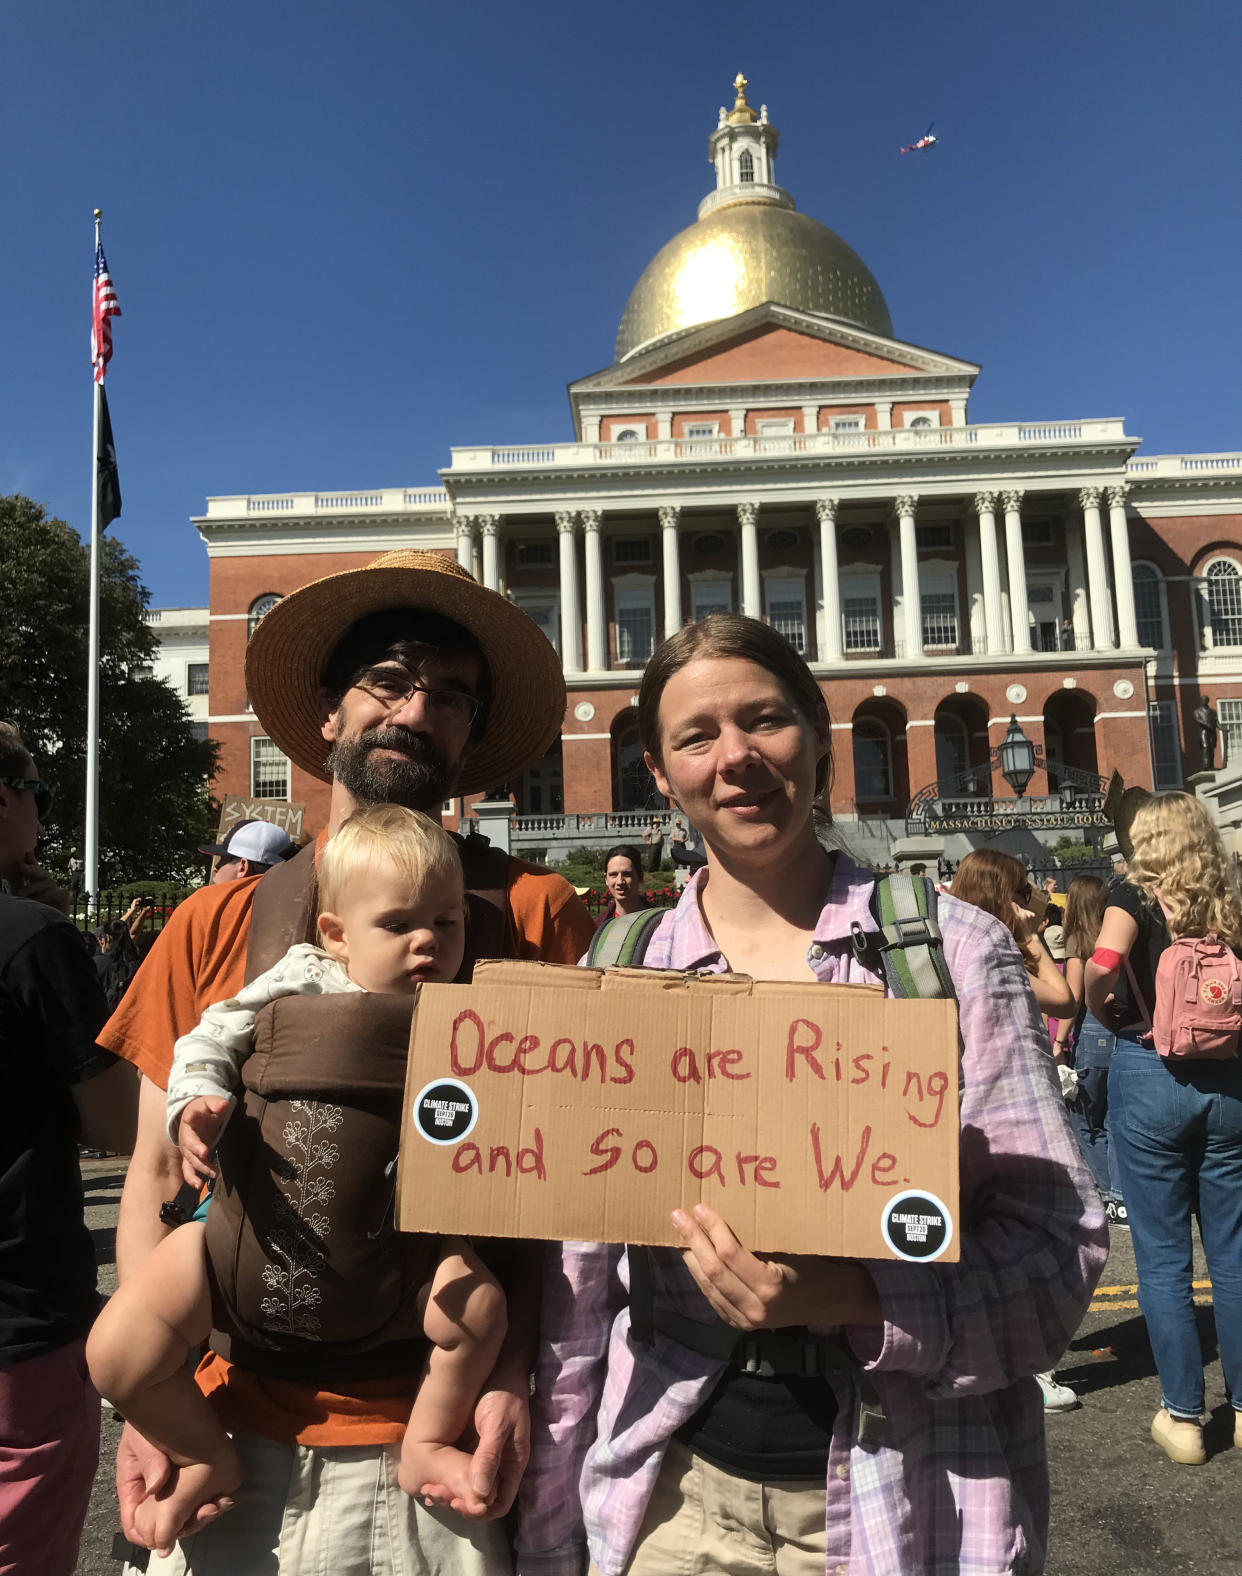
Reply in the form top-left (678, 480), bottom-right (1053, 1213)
top-left (570, 303), bottom-right (978, 394)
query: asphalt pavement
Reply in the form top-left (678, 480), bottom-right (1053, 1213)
top-left (75, 1157), bottom-right (1239, 1575)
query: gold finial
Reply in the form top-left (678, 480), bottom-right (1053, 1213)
top-left (93, 208), bottom-right (102, 219)
top-left (727, 72), bottom-right (758, 125)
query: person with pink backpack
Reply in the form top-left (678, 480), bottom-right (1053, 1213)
top-left (1086, 791), bottom-right (1242, 1466)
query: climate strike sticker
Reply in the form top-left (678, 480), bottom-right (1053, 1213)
top-left (413, 1078), bottom-right (479, 1146)
top-left (881, 1189), bottom-right (953, 1262)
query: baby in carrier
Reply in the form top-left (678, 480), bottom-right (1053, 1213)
top-left (87, 806), bottom-right (506, 1554)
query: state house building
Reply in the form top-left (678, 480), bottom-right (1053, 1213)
top-left (196, 78), bottom-right (1242, 843)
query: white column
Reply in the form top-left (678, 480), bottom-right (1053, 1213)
top-left (1002, 489), bottom-right (1031, 654)
top-left (556, 511), bottom-right (583, 672)
top-left (895, 494), bottom-right (922, 659)
top-left (582, 509), bottom-right (606, 671)
top-left (1080, 487), bottom-right (1115, 649)
top-left (455, 514), bottom-right (475, 572)
top-left (963, 522), bottom-right (985, 655)
top-left (973, 491), bottom-right (1005, 654)
top-left (815, 498), bottom-right (843, 662)
top-left (1066, 519), bottom-right (1091, 650)
top-left (889, 517), bottom-right (904, 651)
top-left (659, 504), bottom-right (682, 637)
top-left (738, 501), bottom-right (761, 617)
top-left (1108, 483), bottom-right (1140, 648)
top-left (479, 515), bottom-right (500, 591)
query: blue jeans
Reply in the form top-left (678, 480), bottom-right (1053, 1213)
top-left (1109, 1034), bottom-right (1242, 1419)
top-left (1071, 1012), bottom-right (1122, 1204)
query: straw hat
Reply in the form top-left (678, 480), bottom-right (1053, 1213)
top-left (1102, 770), bottom-right (1152, 864)
top-left (245, 550), bottom-right (566, 795)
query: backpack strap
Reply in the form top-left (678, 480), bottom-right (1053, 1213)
top-left (454, 831), bottom-right (511, 978)
top-left (245, 840), bottom-right (320, 984)
top-left (852, 873), bottom-right (956, 1002)
top-left (587, 906), bottom-right (670, 970)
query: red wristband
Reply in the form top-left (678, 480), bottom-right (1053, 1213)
top-left (1091, 946), bottom-right (1124, 971)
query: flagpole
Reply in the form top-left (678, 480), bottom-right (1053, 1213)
top-left (85, 209), bottom-right (103, 898)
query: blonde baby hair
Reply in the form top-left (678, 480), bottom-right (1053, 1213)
top-left (1127, 791), bottom-right (1242, 950)
top-left (318, 804), bottom-right (463, 917)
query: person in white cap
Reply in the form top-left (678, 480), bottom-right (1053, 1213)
top-left (197, 818), bottom-right (297, 884)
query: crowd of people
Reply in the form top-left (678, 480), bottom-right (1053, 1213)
top-left (2, 549), bottom-right (1239, 1576)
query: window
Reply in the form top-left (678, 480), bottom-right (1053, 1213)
top-left (765, 577), bottom-right (807, 653)
top-left (693, 532), bottom-right (725, 557)
top-left (916, 524), bottom-right (952, 549)
top-left (186, 663), bottom-right (209, 696)
top-left (853, 720), bottom-right (892, 800)
top-left (250, 736), bottom-right (290, 799)
top-left (1220, 699), bottom-right (1242, 767)
top-left (1132, 563), bottom-right (1167, 649)
top-left (614, 586), bottom-right (655, 666)
top-left (841, 526), bottom-right (873, 551)
top-left (920, 573), bottom-right (959, 650)
top-left (512, 592), bottom-right (559, 655)
top-left (190, 722), bottom-right (209, 744)
top-left (841, 574), bottom-right (881, 652)
top-left (1021, 520), bottom-right (1055, 547)
top-left (684, 422), bottom-right (718, 440)
top-left (517, 541), bottom-right (555, 567)
top-left (756, 418), bottom-right (795, 438)
top-left (766, 529), bottom-right (799, 551)
top-left (830, 415), bottom-right (863, 433)
top-left (738, 150), bottom-right (755, 183)
top-left (934, 717), bottom-right (970, 791)
top-left (1207, 561), bottom-right (1242, 647)
top-left (691, 579), bottom-right (732, 620)
top-left (1149, 701), bottom-right (1182, 788)
top-left (613, 537), bottom-right (653, 566)
top-left (613, 428), bottom-right (642, 442)
top-left (248, 594), bottom-right (280, 640)
top-left (907, 416), bottom-right (934, 430)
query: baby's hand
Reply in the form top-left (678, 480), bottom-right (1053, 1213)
top-left (178, 1096), bottom-right (233, 1186)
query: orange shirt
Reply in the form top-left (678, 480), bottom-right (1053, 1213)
top-left (100, 842), bottom-right (595, 1446)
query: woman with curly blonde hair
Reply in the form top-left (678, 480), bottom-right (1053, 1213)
top-left (1086, 791), bottom-right (1242, 1465)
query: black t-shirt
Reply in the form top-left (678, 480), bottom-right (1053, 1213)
top-left (0, 896), bottom-right (114, 1361)
top-left (1105, 880), bottom-right (1169, 1032)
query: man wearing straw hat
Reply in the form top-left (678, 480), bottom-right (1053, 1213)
top-left (100, 550), bottom-right (595, 1574)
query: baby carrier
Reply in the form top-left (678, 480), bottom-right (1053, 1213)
top-left (200, 834), bottom-right (509, 1382)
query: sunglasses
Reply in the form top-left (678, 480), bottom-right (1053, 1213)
top-left (1, 776), bottom-right (53, 819)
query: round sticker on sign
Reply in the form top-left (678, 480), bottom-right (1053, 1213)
top-left (413, 1079), bottom-right (479, 1146)
top-left (881, 1190), bottom-right (953, 1262)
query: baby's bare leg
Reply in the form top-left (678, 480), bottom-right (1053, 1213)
top-left (86, 1222), bottom-right (242, 1554)
top-left (398, 1236), bottom-right (507, 1513)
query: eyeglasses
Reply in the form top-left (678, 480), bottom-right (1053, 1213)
top-left (1016, 882), bottom-right (1033, 905)
top-left (350, 665), bottom-right (480, 727)
top-left (1, 776), bottom-right (53, 819)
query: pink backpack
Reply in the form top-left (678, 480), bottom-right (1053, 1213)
top-left (1151, 934), bottom-right (1242, 1061)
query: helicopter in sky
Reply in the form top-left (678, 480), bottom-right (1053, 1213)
top-left (900, 123), bottom-right (937, 155)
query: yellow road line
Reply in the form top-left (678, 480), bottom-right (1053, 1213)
top-left (1094, 1280), bottom-right (1212, 1296)
top-left (1088, 1295), bottom-right (1214, 1312)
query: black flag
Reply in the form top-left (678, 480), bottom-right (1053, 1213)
top-left (97, 385), bottom-right (121, 529)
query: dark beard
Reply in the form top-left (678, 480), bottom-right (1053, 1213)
top-left (326, 724), bottom-right (461, 811)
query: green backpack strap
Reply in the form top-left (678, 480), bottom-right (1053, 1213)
top-left (853, 872), bottom-right (956, 1001)
top-left (586, 905), bottom-right (670, 970)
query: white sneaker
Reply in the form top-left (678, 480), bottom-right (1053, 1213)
top-left (1036, 1372), bottom-right (1079, 1412)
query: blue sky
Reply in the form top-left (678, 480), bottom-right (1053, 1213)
top-left (5, 1), bottom-right (1240, 609)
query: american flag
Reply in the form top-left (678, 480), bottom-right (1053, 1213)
top-left (92, 241), bottom-right (121, 383)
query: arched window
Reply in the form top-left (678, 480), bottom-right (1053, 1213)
top-left (1131, 562), bottom-right (1167, 649)
top-left (1207, 560), bottom-right (1242, 647)
top-left (248, 593), bottom-right (281, 639)
top-left (852, 719), bottom-right (892, 800)
top-left (738, 150), bottom-right (755, 183)
top-left (908, 416), bottom-right (933, 429)
top-left (934, 716), bottom-right (970, 792)
top-left (614, 428), bottom-right (641, 442)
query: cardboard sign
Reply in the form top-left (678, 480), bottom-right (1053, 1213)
top-left (397, 961), bottom-right (960, 1262)
top-left (217, 794), bottom-right (308, 842)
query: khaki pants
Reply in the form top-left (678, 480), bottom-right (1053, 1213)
top-left (593, 1438), bottom-right (827, 1576)
top-left (125, 1426), bottom-right (512, 1576)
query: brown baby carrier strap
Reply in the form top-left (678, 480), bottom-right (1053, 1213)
top-left (244, 828), bottom-right (513, 985)
top-left (205, 990), bottom-right (437, 1384)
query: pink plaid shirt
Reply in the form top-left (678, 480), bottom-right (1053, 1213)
top-left (516, 855), bottom-right (1107, 1576)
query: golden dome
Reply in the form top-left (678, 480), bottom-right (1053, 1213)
top-left (615, 200), bottom-right (893, 362)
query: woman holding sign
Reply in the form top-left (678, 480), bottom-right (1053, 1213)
top-left (517, 615), bottom-right (1106, 1576)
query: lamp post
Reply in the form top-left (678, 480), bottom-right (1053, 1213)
top-left (998, 715), bottom-right (1037, 798)
top-left (1058, 780), bottom-right (1078, 813)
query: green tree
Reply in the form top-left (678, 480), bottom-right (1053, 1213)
top-left (0, 494), bottom-right (217, 885)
